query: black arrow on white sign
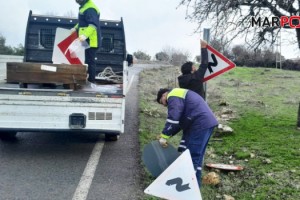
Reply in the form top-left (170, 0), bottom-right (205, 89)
top-left (208, 53), bottom-right (218, 73)
top-left (165, 177), bottom-right (191, 192)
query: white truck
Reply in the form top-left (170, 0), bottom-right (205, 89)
top-left (0, 11), bottom-right (132, 141)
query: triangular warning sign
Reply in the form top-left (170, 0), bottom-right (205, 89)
top-left (203, 44), bottom-right (236, 82)
top-left (52, 28), bottom-right (85, 65)
top-left (144, 150), bottom-right (202, 200)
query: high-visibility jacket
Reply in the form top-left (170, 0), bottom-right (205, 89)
top-left (160, 88), bottom-right (218, 139)
top-left (75, 0), bottom-right (101, 48)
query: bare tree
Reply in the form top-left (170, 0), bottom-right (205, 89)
top-left (155, 51), bottom-right (169, 61)
top-left (171, 52), bottom-right (188, 66)
top-left (161, 45), bottom-right (191, 65)
top-left (133, 50), bottom-right (151, 61)
top-left (179, 0), bottom-right (300, 50)
top-left (0, 34), bottom-right (24, 56)
top-left (161, 45), bottom-right (177, 60)
top-left (210, 37), bottom-right (232, 58)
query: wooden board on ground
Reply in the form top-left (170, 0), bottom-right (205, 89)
top-left (142, 141), bottom-right (180, 177)
top-left (6, 62), bottom-right (87, 89)
top-left (206, 163), bottom-right (244, 171)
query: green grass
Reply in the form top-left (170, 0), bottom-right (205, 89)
top-left (138, 66), bottom-right (300, 200)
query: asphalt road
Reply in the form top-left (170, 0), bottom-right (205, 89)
top-left (0, 63), bottom-right (165, 200)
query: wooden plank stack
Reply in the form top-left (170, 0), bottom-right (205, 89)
top-left (6, 62), bottom-right (87, 89)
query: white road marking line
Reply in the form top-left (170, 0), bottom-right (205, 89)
top-left (72, 140), bottom-right (105, 200)
top-left (127, 75), bottom-right (135, 93)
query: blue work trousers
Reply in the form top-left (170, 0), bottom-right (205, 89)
top-left (181, 126), bottom-right (215, 187)
top-left (85, 47), bottom-right (98, 83)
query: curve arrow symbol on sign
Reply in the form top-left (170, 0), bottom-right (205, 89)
top-left (144, 150), bottom-right (202, 200)
top-left (166, 177), bottom-right (191, 192)
top-left (208, 53), bottom-right (218, 74)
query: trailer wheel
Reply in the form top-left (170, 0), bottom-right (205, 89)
top-left (105, 135), bottom-right (119, 141)
top-left (0, 132), bottom-right (17, 140)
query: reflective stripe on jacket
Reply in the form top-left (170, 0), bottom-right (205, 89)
top-left (167, 88), bottom-right (188, 100)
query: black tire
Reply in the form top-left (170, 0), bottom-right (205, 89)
top-left (0, 131), bottom-right (17, 140)
top-left (105, 134), bottom-right (119, 141)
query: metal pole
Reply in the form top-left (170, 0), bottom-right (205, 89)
top-left (297, 102), bottom-right (300, 129)
top-left (280, 29), bottom-right (282, 69)
top-left (275, 29), bottom-right (282, 69)
top-left (203, 29), bottom-right (210, 43)
top-left (203, 28), bottom-right (210, 101)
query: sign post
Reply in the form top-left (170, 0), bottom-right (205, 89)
top-left (203, 29), bottom-right (210, 100)
top-left (297, 102), bottom-right (300, 129)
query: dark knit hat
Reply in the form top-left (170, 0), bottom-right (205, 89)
top-left (181, 61), bottom-right (193, 75)
top-left (156, 88), bottom-right (170, 103)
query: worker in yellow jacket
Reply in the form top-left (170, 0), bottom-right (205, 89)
top-left (73, 0), bottom-right (101, 83)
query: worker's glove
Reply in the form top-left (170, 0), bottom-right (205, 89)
top-left (78, 35), bottom-right (87, 42)
top-left (159, 137), bottom-right (168, 148)
top-left (70, 28), bottom-right (77, 34)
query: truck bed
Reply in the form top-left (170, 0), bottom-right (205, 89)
top-left (0, 80), bottom-right (124, 98)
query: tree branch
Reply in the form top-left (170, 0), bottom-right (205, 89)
top-left (179, 0), bottom-right (300, 50)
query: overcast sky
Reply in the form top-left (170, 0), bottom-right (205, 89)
top-left (1, 0), bottom-right (299, 60)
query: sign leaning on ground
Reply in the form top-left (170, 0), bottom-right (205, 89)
top-left (203, 44), bottom-right (236, 82)
top-left (144, 150), bottom-right (202, 200)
